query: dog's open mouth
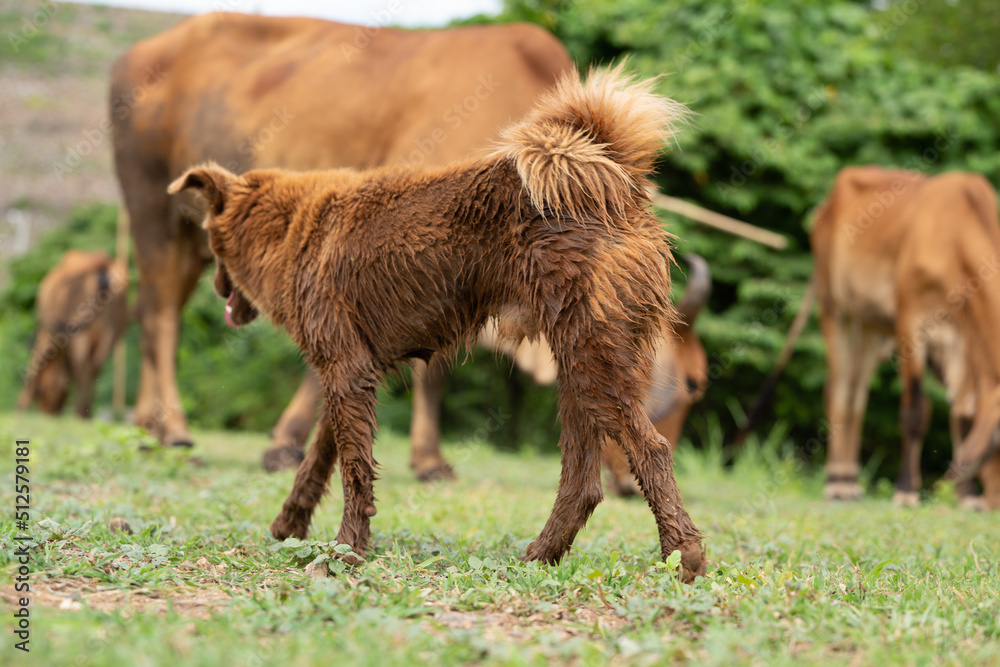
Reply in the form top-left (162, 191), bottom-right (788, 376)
top-left (224, 292), bottom-right (238, 328)
top-left (215, 261), bottom-right (258, 327)
top-left (222, 288), bottom-right (258, 327)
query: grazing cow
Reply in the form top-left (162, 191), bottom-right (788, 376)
top-left (811, 166), bottom-right (1000, 508)
top-left (170, 66), bottom-right (707, 580)
top-left (111, 12), bottom-right (573, 480)
top-left (17, 250), bottom-right (128, 417)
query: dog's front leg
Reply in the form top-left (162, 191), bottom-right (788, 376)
top-left (324, 360), bottom-right (380, 561)
top-left (271, 406), bottom-right (339, 540)
top-left (270, 354), bottom-right (380, 559)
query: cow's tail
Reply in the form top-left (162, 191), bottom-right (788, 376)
top-left (495, 62), bottom-right (687, 226)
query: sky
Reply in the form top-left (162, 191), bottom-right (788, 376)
top-left (68, 0), bottom-right (503, 27)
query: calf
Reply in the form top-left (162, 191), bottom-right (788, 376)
top-left (812, 167), bottom-right (1000, 507)
top-left (17, 251), bottom-right (128, 417)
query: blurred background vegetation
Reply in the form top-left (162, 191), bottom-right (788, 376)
top-left (3, 0), bottom-right (1000, 486)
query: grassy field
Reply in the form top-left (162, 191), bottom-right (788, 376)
top-left (0, 413), bottom-right (997, 666)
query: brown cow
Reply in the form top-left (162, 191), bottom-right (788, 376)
top-left (111, 13), bottom-right (573, 481)
top-left (811, 166), bottom-right (1000, 508)
top-left (17, 250), bottom-right (128, 417)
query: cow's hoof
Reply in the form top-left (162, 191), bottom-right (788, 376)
top-left (958, 495), bottom-right (986, 512)
top-left (415, 462), bottom-right (455, 483)
top-left (263, 445), bottom-right (305, 472)
top-left (165, 435), bottom-right (195, 448)
top-left (608, 475), bottom-right (641, 498)
top-left (824, 481), bottom-right (862, 501)
top-left (892, 490), bottom-right (920, 507)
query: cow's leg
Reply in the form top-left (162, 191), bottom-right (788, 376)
top-left (70, 336), bottom-right (98, 418)
top-left (895, 374), bottom-right (930, 506)
top-left (822, 314), bottom-right (883, 500)
top-left (263, 369), bottom-right (321, 472)
top-left (602, 437), bottom-right (640, 497)
top-left (37, 356), bottom-right (70, 415)
top-left (950, 410), bottom-right (984, 510)
top-left (272, 355), bottom-right (380, 559)
top-left (981, 450), bottom-right (1000, 511)
top-left (134, 215), bottom-right (205, 447)
top-left (409, 357), bottom-right (455, 481)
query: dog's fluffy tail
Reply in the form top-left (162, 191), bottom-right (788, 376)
top-left (496, 62), bottom-right (686, 225)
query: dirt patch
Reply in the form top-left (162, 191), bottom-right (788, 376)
top-left (427, 604), bottom-right (628, 642)
top-left (1, 576), bottom-right (231, 619)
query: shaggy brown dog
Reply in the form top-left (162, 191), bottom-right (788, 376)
top-left (169, 66), bottom-right (706, 581)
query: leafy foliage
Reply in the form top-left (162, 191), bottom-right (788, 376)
top-left (470, 0), bottom-right (1000, 481)
top-left (875, 0), bottom-right (1000, 73)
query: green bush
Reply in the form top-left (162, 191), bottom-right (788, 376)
top-left (466, 0), bottom-right (1000, 481)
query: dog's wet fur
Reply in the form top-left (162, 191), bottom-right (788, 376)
top-left (169, 66), bottom-right (706, 581)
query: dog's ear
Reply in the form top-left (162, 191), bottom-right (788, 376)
top-left (167, 163), bottom-right (238, 220)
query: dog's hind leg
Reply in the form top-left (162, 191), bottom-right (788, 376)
top-left (522, 385), bottom-right (605, 564)
top-left (528, 323), bottom-right (705, 581)
top-left (615, 415), bottom-right (705, 582)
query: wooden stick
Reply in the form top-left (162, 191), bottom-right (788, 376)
top-left (112, 207), bottom-right (129, 420)
top-left (647, 187), bottom-right (788, 250)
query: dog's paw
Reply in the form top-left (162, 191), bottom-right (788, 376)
top-left (519, 539), bottom-right (563, 565)
top-left (270, 512), bottom-right (309, 541)
top-left (679, 543), bottom-right (706, 583)
top-left (262, 445), bottom-right (305, 472)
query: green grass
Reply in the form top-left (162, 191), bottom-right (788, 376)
top-left (0, 412), bottom-right (998, 666)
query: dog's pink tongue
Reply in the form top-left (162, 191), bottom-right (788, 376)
top-left (224, 293), bottom-right (237, 328)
